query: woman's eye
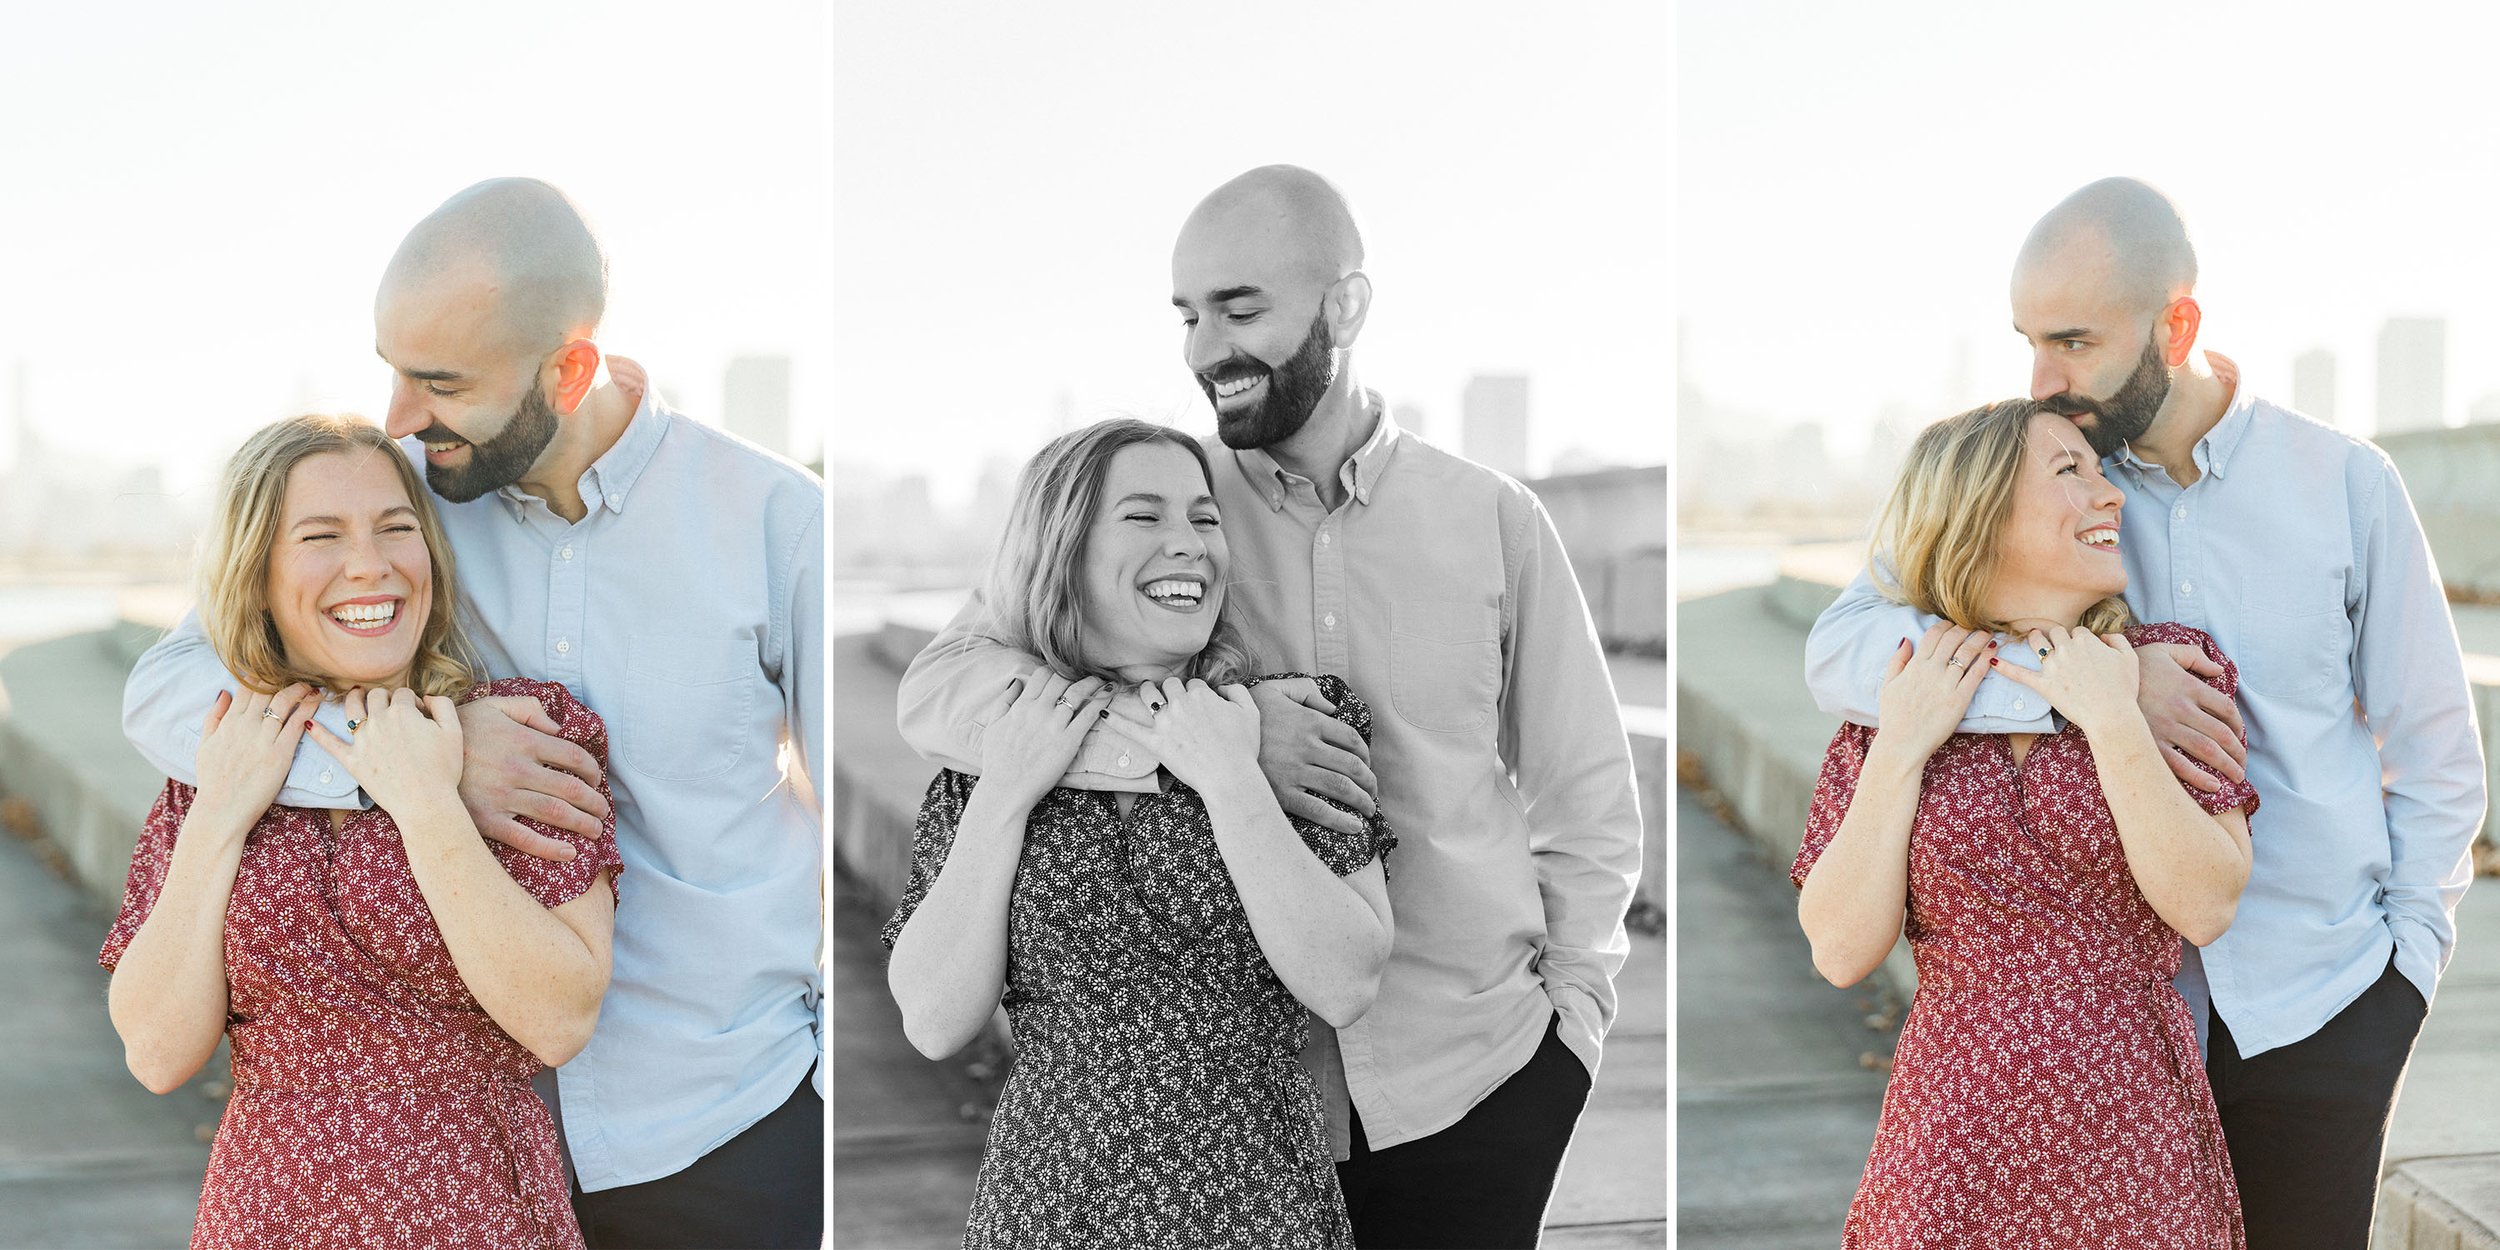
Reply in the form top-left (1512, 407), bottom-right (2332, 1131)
top-left (1192, 515), bottom-right (1220, 528)
top-left (1125, 512), bottom-right (1158, 524)
top-left (385, 524), bottom-right (420, 535)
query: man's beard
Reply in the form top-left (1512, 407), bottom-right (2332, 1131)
top-left (420, 380), bottom-right (560, 503)
top-left (2041, 336), bottom-right (2169, 458)
top-left (1202, 312), bottom-right (1337, 451)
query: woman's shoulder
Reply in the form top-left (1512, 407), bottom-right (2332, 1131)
top-left (2121, 622), bottom-right (2241, 696)
top-left (464, 677), bottom-right (607, 747)
top-left (1246, 672), bottom-right (1374, 738)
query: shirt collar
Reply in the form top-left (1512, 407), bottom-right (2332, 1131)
top-left (494, 354), bottom-right (669, 519)
top-left (2106, 350), bottom-right (2254, 483)
top-left (1232, 389), bottom-right (1401, 510)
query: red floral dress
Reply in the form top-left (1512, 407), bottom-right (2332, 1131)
top-left (102, 678), bottom-right (620, 1250)
top-left (1793, 624), bottom-right (2258, 1250)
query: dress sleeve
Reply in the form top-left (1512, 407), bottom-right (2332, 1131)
top-left (100, 780), bottom-right (197, 971)
top-left (1792, 723), bottom-right (1876, 890)
top-left (2126, 623), bottom-right (2262, 820)
top-left (477, 679), bottom-right (624, 908)
top-left (1267, 674), bottom-right (1396, 878)
top-left (881, 769), bottom-right (977, 949)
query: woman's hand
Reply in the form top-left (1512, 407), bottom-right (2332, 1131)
top-left (974, 669), bottom-right (1112, 813)
top-left (1871, 623), bottom-right (1995, 762)
top-left (307, 688), bottom-right (466, 818)
top-left (191, 684), bottom-right (317, 829)
top-left (1995, 626), bottom-right (2141, 738)
top-left (1107, 677), bottom-right (1262, 794)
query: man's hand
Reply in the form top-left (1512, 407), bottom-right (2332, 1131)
top-left (455, 696), bottom-right (611, 861)
top-left (2134, 642), bottom-right (2247, 793)
top-left (1246, 678), bottom-right (1378, 837)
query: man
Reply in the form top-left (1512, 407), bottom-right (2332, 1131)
top-left (123, 179), bottom-right (825, 1249)
top-left (896, 165), bottom-right (1644, 1248)
top-left (1805, 177), bottom-right (2483, 1245)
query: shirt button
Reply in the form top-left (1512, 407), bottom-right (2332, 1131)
top-left (560, 545), bottom-right (574, 560)
top-left (1320, 532), bottom-right (1331, 546)
top-left (557, 639), bottom-right (572, 654)
top-left (1324, 613), bottom-right (1337, 630)
top-left (1116, 753), bottom-right (1130, 769)
top-left (319, 769), bottom-right (334, 784)
top-left (2180, 581), bottom-right (2193, 595)
top-left (2173, 506), bottom-right (2187, 520)
top-left (2012, 700), bottom-right (2026, 713)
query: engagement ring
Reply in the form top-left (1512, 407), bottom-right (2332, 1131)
top-left (1946, 659), bottom-right (1965, 670)
top-left (1053, 698), bottom-right (1075, 710)
top-left (345, 719), bottom-right (362, 731)
top-left (261, 708), bottom-right (284, 720)
top-left (2036, 646), bottom-right (2053, 658)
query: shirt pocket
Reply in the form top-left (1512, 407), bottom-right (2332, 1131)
top-left (622, 633), bottom-right (756, 780)
top-left (2235, 572), bottom-right (2348, 697)
top-left (1389, 601), bottom-right (1501, 734)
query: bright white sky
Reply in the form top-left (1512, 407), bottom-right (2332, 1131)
top-left (0, 1), bottom-right (827, 489)
top-left (1682, 1), bottom-right (2500, 449)
top-left (831, 3), bottom-right (1672, 505)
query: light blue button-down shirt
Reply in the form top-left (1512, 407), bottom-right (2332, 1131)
top-left (1805, 356), bottom-right (2483, 1057)
top-left (122, 362), bottom-right (826, 1188)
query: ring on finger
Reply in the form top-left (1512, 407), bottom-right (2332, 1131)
top-left (1945, 658), bottom-right (1965, 670)
top-left (261, 708), bottom-right (285, 721)
top-left (2036, 645), bottom-right (2053, 657)
top-left (345, 718), bottom-right (362, 731)
top-left (1053, 697), bottom-right (1075, 710)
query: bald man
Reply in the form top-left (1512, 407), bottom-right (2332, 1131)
top-left (898, 165), bottom-right (1644, 1247)
top-left (1805, 177), bottom-right (2483, 1244)
top-left (125, 179), bottom-right (826, 1248)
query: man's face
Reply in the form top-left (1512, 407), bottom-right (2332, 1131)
top-left (1172, 232), bottom-right (1340, 450)
top-left (375, 274), bottom-right (562, 501)
top-left (2012, 248), bottom-right (2172, 458)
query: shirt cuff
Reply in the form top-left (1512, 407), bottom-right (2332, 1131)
top-left (1547, 982), bottom-right (1603, 1081)
top-left (2388, 913), bottom-right (2444, 1010)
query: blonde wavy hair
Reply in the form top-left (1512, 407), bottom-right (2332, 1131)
top-left (985, 418), bottom-right (1255, 687)
top-left (198, 414), bottom-right (476, 698)
top-left (1872, 398), bottom-right (2133, 636)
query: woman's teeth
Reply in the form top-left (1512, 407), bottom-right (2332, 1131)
top-left (1142, 579), bottom-right (1203, 604)
top-left (329, 601), bottom-right (397, 626)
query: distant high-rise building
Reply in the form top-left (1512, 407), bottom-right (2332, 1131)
top-left (2376, 318), bottom-right (2446, 434)
top-left (1462, 374), bottom-right (1530, 479)
top-left (2292, 348), bottom-right (2336, 425)
top-left (724, 355), bottom-right (793, 457)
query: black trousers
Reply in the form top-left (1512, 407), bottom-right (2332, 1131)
top-left (1337, 1013), bottom-right (1594, 1249)
top-left (2207, 956), bottom-right (2428, 1250)
top-left (571, 1065), bottom-right (823, 1250)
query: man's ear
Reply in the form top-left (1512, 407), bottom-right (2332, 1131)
top-left (547, 338), bottom-right (603, 415)
top-left (2160, 297), bottom-right (2202, 367)
top-left (1329, 271), bottom-right (1373, 350)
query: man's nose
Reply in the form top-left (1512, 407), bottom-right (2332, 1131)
top-left (1183, 322), bottom-right (1228, 376)
top-left (2029, 353), bottom-right (2068, 404)
top-left (383, 381), bottom-right (425, 440)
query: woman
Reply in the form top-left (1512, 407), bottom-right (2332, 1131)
top-left (1794, 399), bottom-right (2257, 1248)
top-left (101, 414), bottom-right (618, 1250)
top-left (882, 418), bottom-right (1395, 1249)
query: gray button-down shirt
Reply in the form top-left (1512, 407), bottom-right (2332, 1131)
top-left (122, 361), bottom-right (827, 1188)
top-left (1805, 355), bottom-right (2484, 1056)
top-left (899, 396), bottom-right (1644, 1151)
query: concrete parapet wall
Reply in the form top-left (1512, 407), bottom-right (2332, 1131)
top-left (2382, 425), bottom-right (2500, 599)
top-left (0, 629), bottom-right (165, 909)
top-left (2380, 1160), bottom-right (2500, 1249)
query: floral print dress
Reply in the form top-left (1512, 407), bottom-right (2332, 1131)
top-left (102, 678), bottom-right (620, 1250)
top-left (1793, 624), bottom-right (2258, 1250)
top-left (884, 673), bottom-right (1394, 1250)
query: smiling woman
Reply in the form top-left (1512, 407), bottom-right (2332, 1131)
top-left (882, 416), bottom-right (1396, 1248)
top-left (99, 413), bottom-right (622, 1250)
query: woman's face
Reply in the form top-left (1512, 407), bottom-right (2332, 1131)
top-left (1076, 441), bottom-right (1228, 681)
top-left (263, 449), bottom-right (434, 690)
top-left (1991, 411), bottom-right (2128, 617)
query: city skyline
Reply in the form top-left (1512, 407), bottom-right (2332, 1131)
top-left (1682, 1), bottom-right (2500, 453)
